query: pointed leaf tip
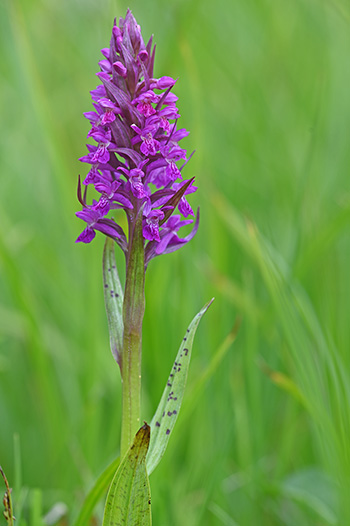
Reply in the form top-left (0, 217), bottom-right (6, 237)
top-left (205, 297), bottom-right (215, 310)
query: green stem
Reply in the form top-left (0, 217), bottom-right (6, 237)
top-left (121, 211), bottom-right (145, 457)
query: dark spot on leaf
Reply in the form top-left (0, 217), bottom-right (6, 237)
top-left (184, 348), bottom-right (189, 356)
top-left (173, 410), bottom-right (177, 414)
top-left (167, 391), bottom-right (175, 401)
top-left (167, 382), bottom-right (172, 387)
top-left (183, 337), bottom-right (187, 341)
top-left (166, 429), bottom-right (170, 435)
top-left (155, 421), bottom-right (160, 427)
top-left (187, 329), bottom-right (190, 333)
top-left (104, 283), bottom-right (109, 288)
top-left (167, 411), bottom-right (172, 417)
top-left (148, 499), bottom-right (151, 505)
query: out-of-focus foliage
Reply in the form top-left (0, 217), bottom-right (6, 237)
top-left (1, 0), bottom-right (350, 524)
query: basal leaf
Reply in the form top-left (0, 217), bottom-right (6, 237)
top-left (74, 457), bottom-right (120, 526)
top-left (103, 238), bottom-right (124, 365)
top-left (146, 299), bottom-right (214, 476)
top-left (102, 424), bottom-right (151, 526)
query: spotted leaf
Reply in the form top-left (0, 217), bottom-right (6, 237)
top-left (146, 299), bottom-right (214, 475)
top-left (103, 237), bottom-right (124, 365)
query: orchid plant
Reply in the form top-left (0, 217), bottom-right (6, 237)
top-left (0, 9), bottom-right (212, 526)
top-left (0, 9), bottom-right (213, 526)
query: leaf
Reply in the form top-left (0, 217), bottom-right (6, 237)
top-left (73, 457), bottom-right (120, 526)
top-left (103, 238), bottom-right (124, 365)
top-left (102, 424), bottom-right (151, 526)
top-left (146, 299), bottom-right (214, 476)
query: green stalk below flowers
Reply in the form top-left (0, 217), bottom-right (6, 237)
top-left (121, 210), bottom-right (145, 457)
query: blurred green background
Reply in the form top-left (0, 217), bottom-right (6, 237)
top-left (1, 0), bottom-right (350, 524)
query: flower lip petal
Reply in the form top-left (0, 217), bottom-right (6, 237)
top-left (98, 98), bottom-right (118, 110)
top-left (76, 227), bottom-right (96, 244)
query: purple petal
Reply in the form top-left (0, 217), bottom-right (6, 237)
top-left (143, 221), bottom-right (160, 242)
top-left (76, 227), bottom-right (96, 243)
top-left (151, 76), bottom-right (176, 89)
top-left (101, 48), bottom-right (110, 59)
top-left (95, 221), bottom-right (122, 239)
top-left (155, 231), bottom-right (175, 255)
top-left (178, 197), bottom-right (194, 217)
top-left (113, 61), bottom-right (127, 77)
top-left (99, 59), bottom-right (112, 73)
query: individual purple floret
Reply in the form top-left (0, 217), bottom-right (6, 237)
top-left (75, 9), bottom-right (198, 262)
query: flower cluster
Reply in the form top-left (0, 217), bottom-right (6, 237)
top-left (76, 10), bottom-right (198, 263)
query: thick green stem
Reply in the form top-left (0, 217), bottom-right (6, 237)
top-left (121, 211), bottom-right (145, 457)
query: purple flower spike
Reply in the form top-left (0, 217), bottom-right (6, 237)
top-left (75, 9), bottom-right (199, 262)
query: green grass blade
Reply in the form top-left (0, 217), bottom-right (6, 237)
top-left (280, 468), bottom-right (337, 525)
top-left (74, 456), bottom-right (120, 526)
top-left (103, 238), bottom-right (124, 364)
top-left (29, 489), bottom-right (44, 526)
top-left (102, 425), bottom-right (151, 526)
top-left (208, 502), bottom-right (240, 526)
top-left (258, 359), bottom-right (307, 407)
top-left (213, 190), bottom-right (350, 520)
top-left (13, 433), bottom-right (22, 507)
top-left (146, 299), bottom-right (214, 476)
